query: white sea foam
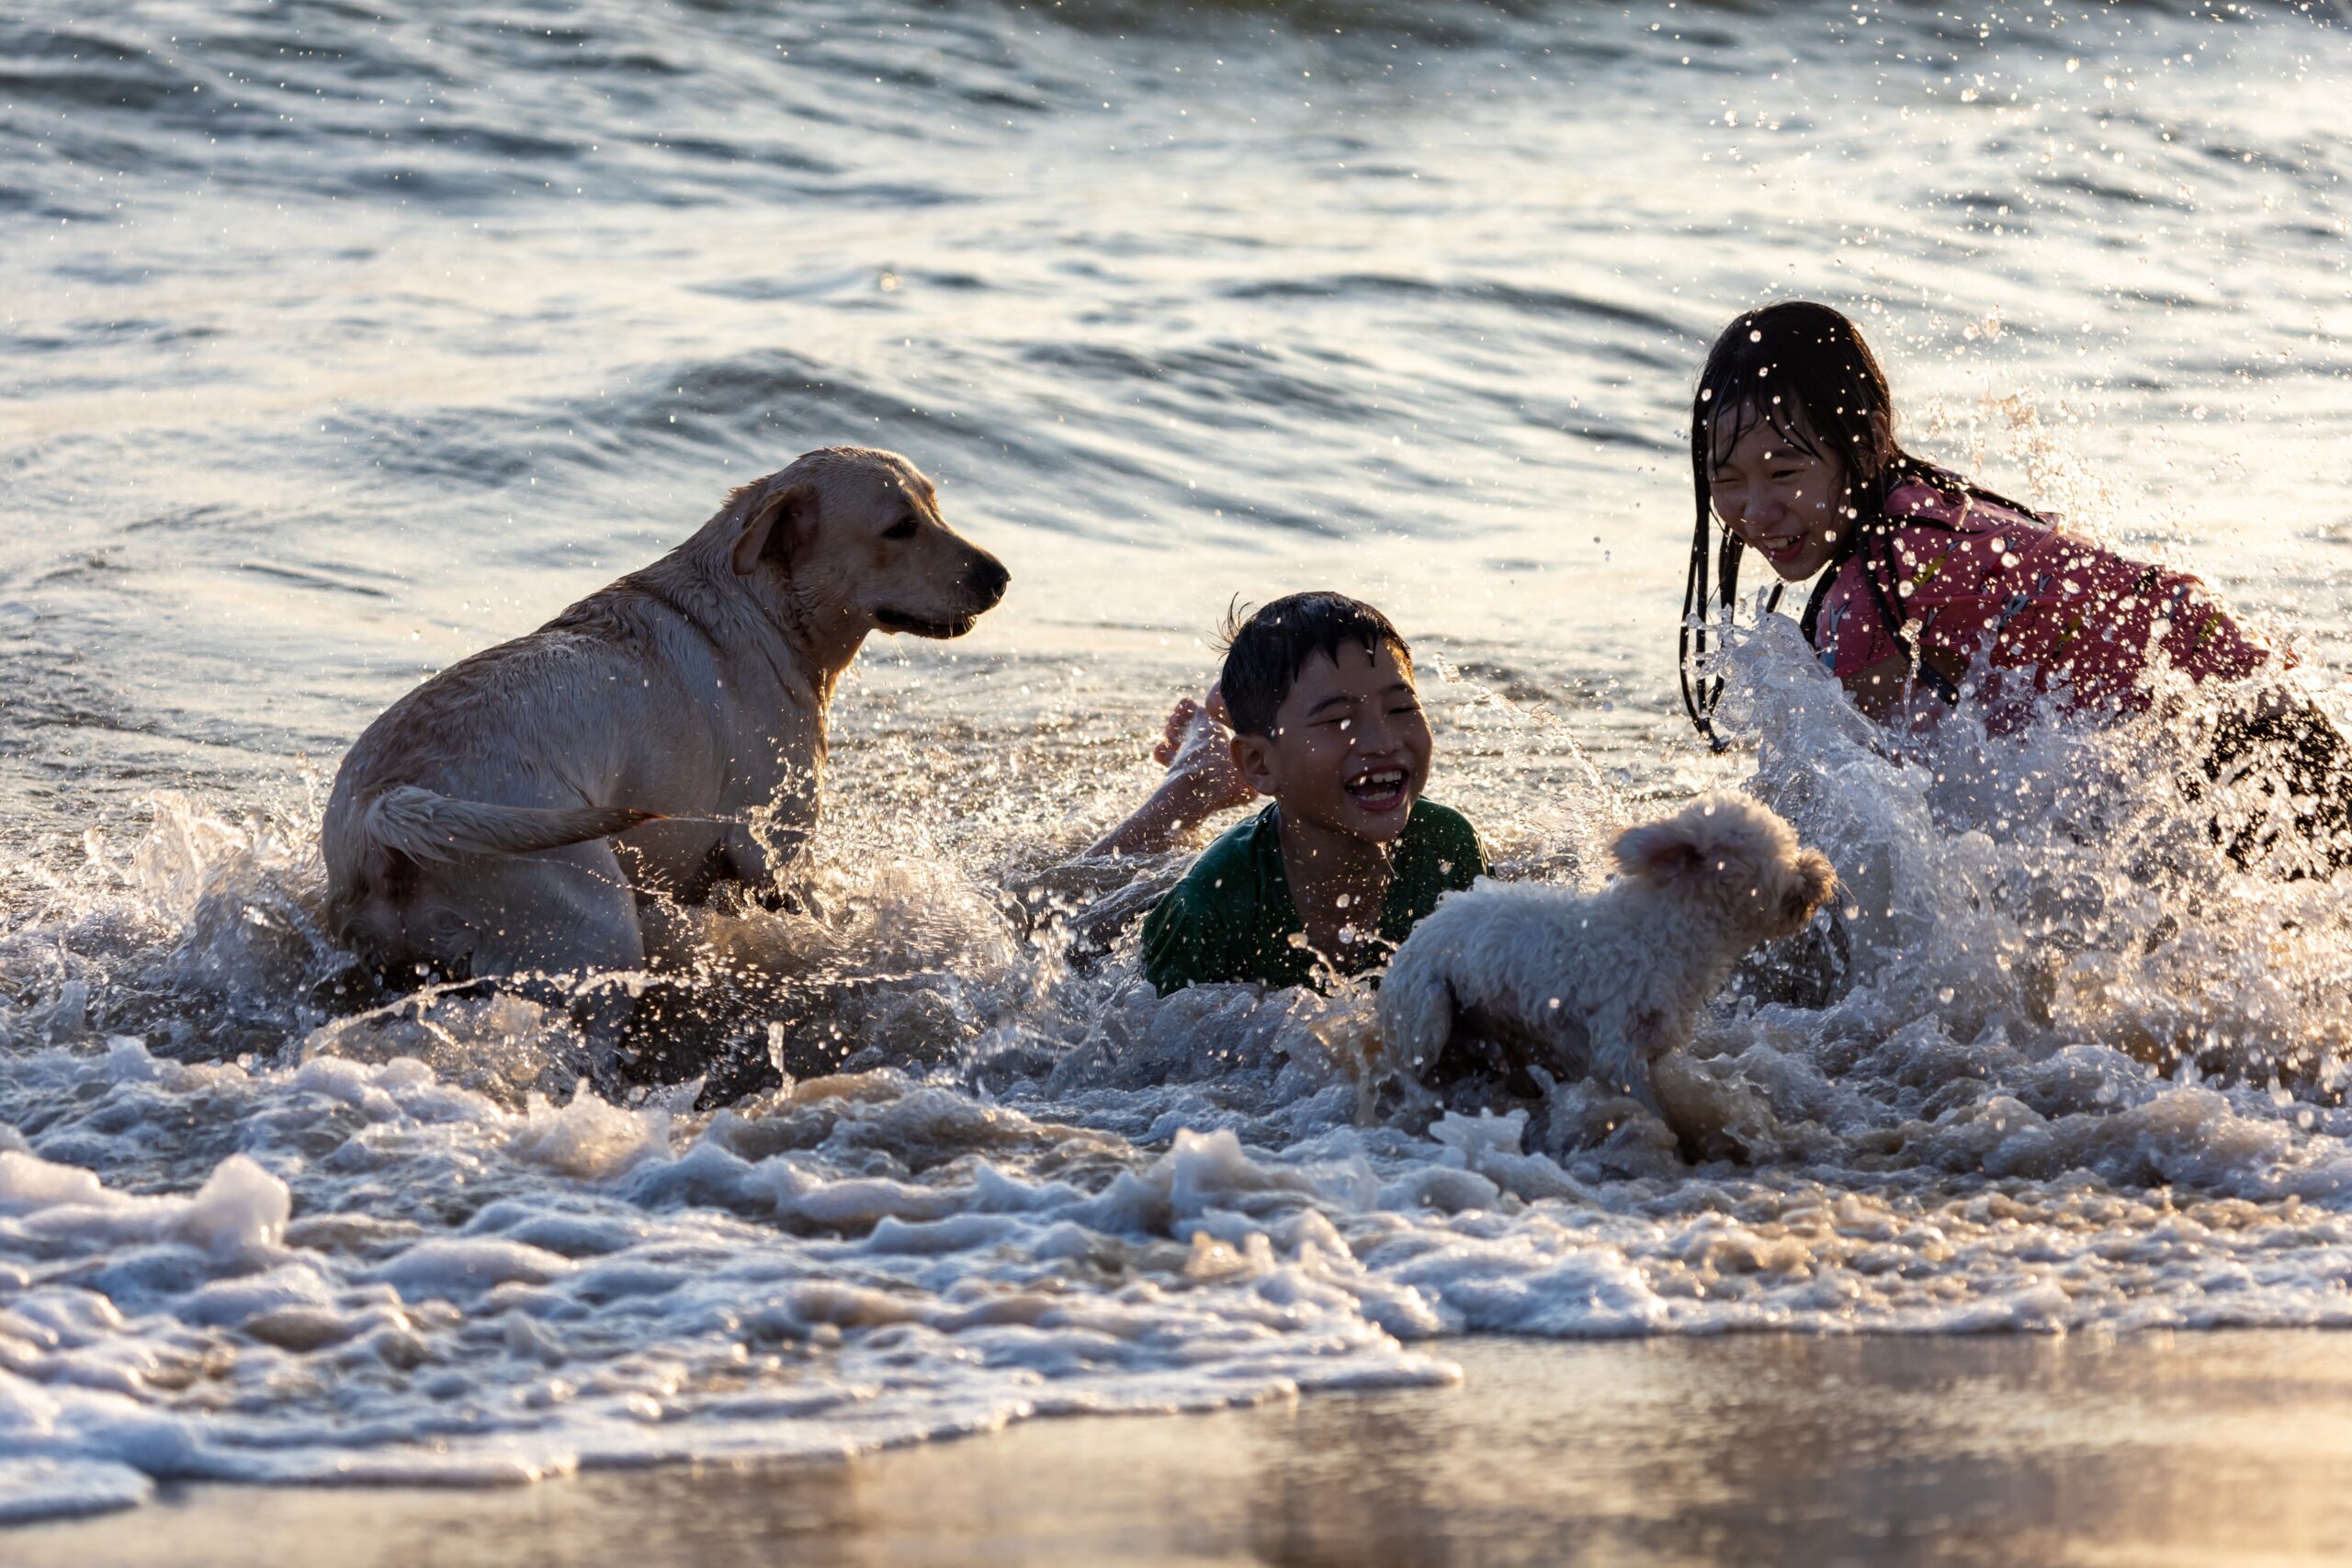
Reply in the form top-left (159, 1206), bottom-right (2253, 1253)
top-left (14, 634), bottom-right (2352, 1523)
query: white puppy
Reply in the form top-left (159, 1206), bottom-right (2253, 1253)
top-left (1378, 792), bottom-right (1836, 1120)
top-left (322, 446), bottom-right (1008, 984)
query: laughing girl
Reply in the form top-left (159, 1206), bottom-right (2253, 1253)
top-left (1681, 299), bottom-right (2352, 869)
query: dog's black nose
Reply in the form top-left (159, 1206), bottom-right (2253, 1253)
top-left (968, 554), bottom-right (1011, 608)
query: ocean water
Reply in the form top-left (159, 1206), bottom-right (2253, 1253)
top-left (7, 0), bottom-right (2352, 1526)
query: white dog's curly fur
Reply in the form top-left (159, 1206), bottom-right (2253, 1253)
top-left (1378, 792), bottom-right (1836, 1122)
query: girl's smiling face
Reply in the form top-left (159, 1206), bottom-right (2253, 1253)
top-left (1708, 401), bottom-right (1852, 582)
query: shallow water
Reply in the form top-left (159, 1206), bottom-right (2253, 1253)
top-left (9, 0), bottom-right (2352, 1526)
top-left (28, 1334), bottom-right (2352, 1568)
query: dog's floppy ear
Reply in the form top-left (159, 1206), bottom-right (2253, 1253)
top-left (1611, 820), bottom-right (1709, 888)
top-left (1782, 850), bottom-right (1838, 921)
top-left (729, 482), bottom-right (817, 577)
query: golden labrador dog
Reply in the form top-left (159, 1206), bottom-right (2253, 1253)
top-left (322, 446), bottom-right (1009, 984)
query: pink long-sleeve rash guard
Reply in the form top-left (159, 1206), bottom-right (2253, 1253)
top-left (1809, 480), bottom-right (2273, 729)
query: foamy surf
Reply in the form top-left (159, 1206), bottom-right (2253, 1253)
top-left (14, 668), bottom-right (2352, 1525)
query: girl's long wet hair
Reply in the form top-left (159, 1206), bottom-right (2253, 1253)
top-left (1680, 299), bottom-right (2042, 746)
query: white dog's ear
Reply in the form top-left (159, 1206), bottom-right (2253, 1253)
top-left (730, 482), bottom-right (817, 577)
top-left (1783, 850), bottom-right (1838, 921)
top-left (1611, 820), bottom-right (1709, 888)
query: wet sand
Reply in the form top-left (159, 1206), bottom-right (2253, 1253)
top-left (19, 1331), bottom-right (2352, 1567)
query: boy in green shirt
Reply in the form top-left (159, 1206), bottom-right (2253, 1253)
top-left (1119, 592), bottom-right (1487, 995)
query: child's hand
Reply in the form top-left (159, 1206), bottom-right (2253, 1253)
top-left (1084, 686), bottom-right (1256, 859)
top-left (1153, 686), bottom-right (1254, 817)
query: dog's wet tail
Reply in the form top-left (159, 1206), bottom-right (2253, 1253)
top-left (361, 784), bottom-right (662, 863)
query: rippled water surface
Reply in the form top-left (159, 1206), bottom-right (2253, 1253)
top-left (8, 0), bottom-right (2352, 1526)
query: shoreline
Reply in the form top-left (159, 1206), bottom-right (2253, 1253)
top-left (18, 1330), bottom-right (2352, 1566)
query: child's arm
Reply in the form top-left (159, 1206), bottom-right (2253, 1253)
top-left (1087, 689), bottom-right (1257, 858)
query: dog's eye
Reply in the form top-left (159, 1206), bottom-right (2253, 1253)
top-left (883, 516), bottom-right (918, 541)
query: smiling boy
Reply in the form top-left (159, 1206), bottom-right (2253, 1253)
top-left (1136, 592), bottom-right (1487, 996)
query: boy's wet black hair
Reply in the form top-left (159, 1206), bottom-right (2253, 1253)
top-left (1682, 299), bottom-right (2042, 748)
top-left (1218, 591), bottom-right (1413, 738)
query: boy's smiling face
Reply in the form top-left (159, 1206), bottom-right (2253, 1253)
top-left (1233, 639), bottom-right (1432, 846)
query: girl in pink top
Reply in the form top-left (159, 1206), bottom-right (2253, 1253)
top-left (1807, 477), bottom-right (2268, 734)
top-left (1681, 299), bottom-right (2347, 870)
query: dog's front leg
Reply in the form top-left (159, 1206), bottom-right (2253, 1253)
top-left (1589, 1010), bottom-right (1672, 1123)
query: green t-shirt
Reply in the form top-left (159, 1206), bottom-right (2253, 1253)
top-left (1139, 799), bottom-right (1487, 997)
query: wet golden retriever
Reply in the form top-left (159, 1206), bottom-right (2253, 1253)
top-left (322, 446), bottom-right (1009, 983)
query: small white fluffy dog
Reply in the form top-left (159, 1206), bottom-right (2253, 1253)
top-left (1378, 793), bottom-right (1836, 1120)
top-left (323, 446), bottom-right (1008, 983)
